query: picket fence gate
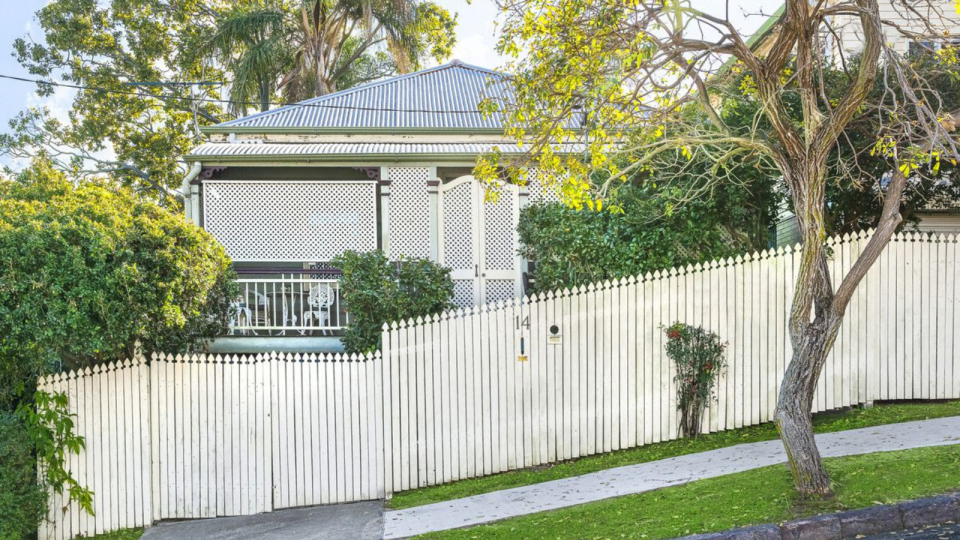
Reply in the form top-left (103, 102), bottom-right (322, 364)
top-left (40, 230), bottom-right (960, 540)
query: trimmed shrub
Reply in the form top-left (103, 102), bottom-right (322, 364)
top-left (0, 412), bottom-right (46, 540)
top-left (333, 250), bottom-right (454, 354)
top-left (663, 322), bottom-right (727, 438)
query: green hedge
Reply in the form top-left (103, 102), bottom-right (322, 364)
top-left (0, 162), bottom-right (237, 406)
top-left (333, 251), bottom-right (454, 354)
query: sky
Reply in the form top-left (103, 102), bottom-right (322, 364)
top-left (0, 0), bottom-right (781, 139)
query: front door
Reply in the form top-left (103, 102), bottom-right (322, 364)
top-left (438, 176), bottom-right (521, 307)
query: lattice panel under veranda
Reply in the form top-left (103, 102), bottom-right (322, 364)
top-left (202, 181), bottom-right (378, 262)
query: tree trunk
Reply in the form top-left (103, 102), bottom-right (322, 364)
top-left (774, 314), bottom-right (841, 497)
top-left (259, 79), bottom-right (271, 113)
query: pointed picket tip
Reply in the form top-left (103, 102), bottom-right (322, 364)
top-left (383, 322), bottom-right (391, 331)
top-left (735, 254), bottom-right (744, 263)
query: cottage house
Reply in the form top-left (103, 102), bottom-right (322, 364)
top-left (181, 61), bottom-right (574, 352)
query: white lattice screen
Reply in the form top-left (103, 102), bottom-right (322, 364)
top-left (452, 281), bottom-right (475, 308)
top-left (483, 192), bottom-right (515, 272)
top-left (484, 280), bottom-right (515, 305)
top-left (202, 181), bottom-right (377, 262)
top-left (388, 167), bottom-right (431, 259)
top-left (526, 168), bottom-right (561, 205)
top-left (442, 181), bottom-right (475, 270)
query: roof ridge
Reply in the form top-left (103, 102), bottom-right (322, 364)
top-left (216, 61), bottom-right (507, 128)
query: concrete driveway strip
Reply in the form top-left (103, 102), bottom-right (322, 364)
top-left (383, 416), bottom-right (960, 539)
top-left (141, 500), bottom-right (384, 540)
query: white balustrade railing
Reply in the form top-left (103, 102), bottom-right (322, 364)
top-left (229, 275), bottom-right (347, 335)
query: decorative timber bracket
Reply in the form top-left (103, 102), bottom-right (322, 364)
top-left (353, 167), bottom-right (381, 181)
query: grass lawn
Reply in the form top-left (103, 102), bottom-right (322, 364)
top-left (416, 444), bottom-right (960, 539)
top-left (390, 400), bottom-right (960, 510)
top-left (85, 530), bottom-right (143, 540)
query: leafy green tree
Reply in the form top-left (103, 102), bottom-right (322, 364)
top-left (5, 0), bottom-right (227, 200)
top-left (212, 0), bottom-right (457, 107)
top-left (209, 1), bottom-right (295, 115)
top-left (716, 55), bottom-right (960, 237)
top-left (481, 0), bottom-right (960, 496)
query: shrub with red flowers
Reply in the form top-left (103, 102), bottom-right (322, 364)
top-left (663, 322), bottom-right (727, 438)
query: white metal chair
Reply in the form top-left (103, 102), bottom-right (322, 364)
top-left (228, 300), bottom-right (251, 335)
top-left (230, 291), bottom-right (269, 335)
top-left (301, 283), bottom-right (336, 335)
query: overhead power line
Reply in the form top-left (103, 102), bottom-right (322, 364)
top-left (0, 73), bottom-right (494, 115)
top-left (125, 81), bottom-right (224, 87)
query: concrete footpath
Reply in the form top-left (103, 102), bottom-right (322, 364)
top-left (383, 416), bottom-right (960, 539)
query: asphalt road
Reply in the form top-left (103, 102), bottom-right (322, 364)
top-left (140, 501), bottom-right (384, 540)
top-left (853, 523), bottom-right (960, 540)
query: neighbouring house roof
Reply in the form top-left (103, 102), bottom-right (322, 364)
top-left (186, 142), bottom-right (586, 161)
top-left (205, 61), bottom-right (539, 133)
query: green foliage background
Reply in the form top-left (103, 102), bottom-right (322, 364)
top-left (333, 251), bottom-right (453, 354)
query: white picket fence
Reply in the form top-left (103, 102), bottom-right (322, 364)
top-left (39, 230), bottom-right (960, 540)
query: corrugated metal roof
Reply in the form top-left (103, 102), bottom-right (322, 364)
top-left (213, 61), bottom-right (529, 130)
top-left (186, 142), bottom-right (585, 158)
